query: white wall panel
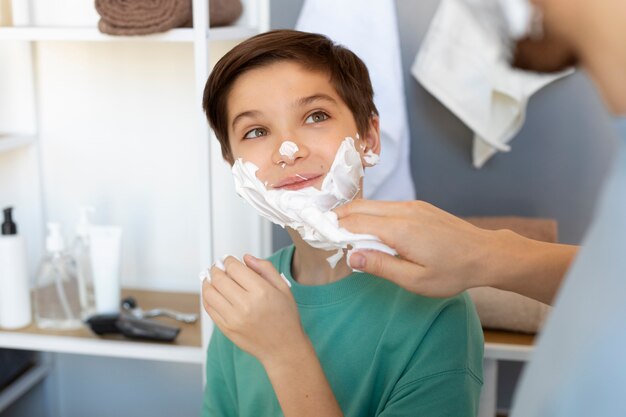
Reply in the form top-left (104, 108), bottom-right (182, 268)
top-left (36, 42), bottom-right (202, 291)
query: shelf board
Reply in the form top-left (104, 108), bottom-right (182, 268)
top-left (0, 289), bottom-right (204, 364)
top-left (0, 26), bottom-right (258, 42)
top-left (208, 25), bottom-right (258, 41)
top-left (0, 135), bottom-right (36, 153)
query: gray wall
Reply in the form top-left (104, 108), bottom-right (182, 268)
top-left (270, 1), bottom-right (619, 411)
top-left (271, 0), bottom-right (619, 250)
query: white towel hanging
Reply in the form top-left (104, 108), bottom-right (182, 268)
top-left (412, 0), bottom-right (572, 168)
top-left (296, 0), bottom-right (416, 200)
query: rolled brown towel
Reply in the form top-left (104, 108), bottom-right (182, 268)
top-left (209, 0), bottom-right (244, 27)
top-left (96, 0), bottom-right (243, 36)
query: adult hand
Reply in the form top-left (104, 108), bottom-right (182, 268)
top-left (335, 199), bottom-right (572, 303)
top-left (202, 255), bottom-right (307, 367)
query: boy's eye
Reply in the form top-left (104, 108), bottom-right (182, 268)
top-left (243, 127), bottom-right (268, 139)
top-left (305, 111), bottom-right (329, 124)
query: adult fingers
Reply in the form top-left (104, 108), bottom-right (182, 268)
top-left (348, 250), bottom-right (430, 295)
top-left (334, 199), bottom-right (419, 219)
top-left (243, 254), bottom-right (291, 292)
top-left (338, 214), bottom-right (409, 249)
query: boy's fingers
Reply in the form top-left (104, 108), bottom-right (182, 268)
top-left (222, 256), bottom-right (264, 292)
top-left (210, 265), bottom-right (249, 307)
top-left (348, 250), bottom-right (428, 294)
top-left (243, 254), bottom-right (290, 291)
top-left (204, 304), bottom-right (227, 330)
top-left (202, 280), bottom-right (235, 318)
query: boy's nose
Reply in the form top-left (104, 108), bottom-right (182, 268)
top-left (273, 139), bottom-right (308, 167)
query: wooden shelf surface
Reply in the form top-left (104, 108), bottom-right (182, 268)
top-left (0, 289), bottom-right (204, 364)
top-left (484, 329), bottom-right (536, 362)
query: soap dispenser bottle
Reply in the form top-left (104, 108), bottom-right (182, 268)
top-left (34, 223), bottom-right (83, 329)
top-left (71, 206), bottom-right (95, 318)
top-left (0, 207), bottom-right (32, 329)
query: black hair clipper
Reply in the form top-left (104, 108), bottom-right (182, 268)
top-left (86, 313), bottom-right (180, 342)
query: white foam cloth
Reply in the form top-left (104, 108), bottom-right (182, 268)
top-left (232, 137), bottom-right (396, 268)
top-left (200, 256), bottom-right (292, 290)
top-left (296, 0), bottom-right (415, 201)
top-left (279, 273), bottom-right (292, 288)
top-left (279, 141), bottom-right (299, 161)
top-left (198, 268), bottom-right (210, 282)
top-left (363, 149), bottom-right (380, 166)
top-left (412, 0), bottom-right (573, 168)
top-left (198, 256), bottom-right (225, 283)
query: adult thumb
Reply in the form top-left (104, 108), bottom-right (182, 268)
top-left (348, 250), bottom-right (425, 293)
top-left (243, 254), bottom-right (291, 291)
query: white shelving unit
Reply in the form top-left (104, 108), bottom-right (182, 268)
top-left (0, 359), bottom-right (51, 414)
top-left (0, 25), bottom-right (261, 42)
top-left (0, 0), bottom-right (271, 413)
top-left (0, 134), bottom-right (36, 152)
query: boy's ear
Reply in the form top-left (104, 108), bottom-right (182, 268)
top-left (361, 115), bottom-right (381, 164)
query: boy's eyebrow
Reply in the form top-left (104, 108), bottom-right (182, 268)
top-left (231, 94), bottom-right (337, 130)
top-left (296, 94), bottom-right (337, 108)
top-left (231, 110), bottom-right (262, 130)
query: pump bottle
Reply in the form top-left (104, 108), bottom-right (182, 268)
top-left (0, 207), bottom-right (31, 329)
top-left (34, 223), bottom-right (83, 329)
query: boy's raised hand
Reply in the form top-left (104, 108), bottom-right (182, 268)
top-left (203, 256), bottom-right (344, 417)
top-left (202, 255), bottom-right (308, 367)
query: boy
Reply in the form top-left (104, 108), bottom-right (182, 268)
top-left (201, 29), bottom-right (483, 417)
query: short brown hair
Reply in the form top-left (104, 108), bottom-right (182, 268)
top-left (202, 29), bottom-right (378, 163)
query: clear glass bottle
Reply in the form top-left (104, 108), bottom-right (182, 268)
top-left (34, 223), bottom-right (83, 329)
top-left (71, 206), bottom-right (95, 319)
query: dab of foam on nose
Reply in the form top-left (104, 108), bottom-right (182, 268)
top-left (279, 141), bottom-right (299, 160)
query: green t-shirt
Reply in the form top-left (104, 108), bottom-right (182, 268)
top-left (202, 245), bottom-right (484, 416)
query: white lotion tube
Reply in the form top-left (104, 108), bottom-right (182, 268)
top-left (89, 226), bottom-right (122, 314)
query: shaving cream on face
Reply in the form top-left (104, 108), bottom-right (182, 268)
top-left (354, 133), bottom-right (379, 167)
top-left (363, 149), bottom-right (380, 166)
top-left (232, 136), bottom-right (396, 268)
top-left (279, 141), bottom-right (299, 161)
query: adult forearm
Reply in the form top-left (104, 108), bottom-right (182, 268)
top-left (262, 338), bottom-right (343, 417)
top-left (484, 229), bottom-right (579, 305)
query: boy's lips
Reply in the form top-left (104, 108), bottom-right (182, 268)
top-left (273, 174), bottom-right (323, 190)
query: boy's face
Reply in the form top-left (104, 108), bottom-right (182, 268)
top-left (226, 61), bottom-right (378, 192)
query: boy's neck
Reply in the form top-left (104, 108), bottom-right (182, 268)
top-left (287, 228), bottom-right (354, 285)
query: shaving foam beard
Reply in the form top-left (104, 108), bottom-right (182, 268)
top-left (231, 136), bottom-right (396, 268)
